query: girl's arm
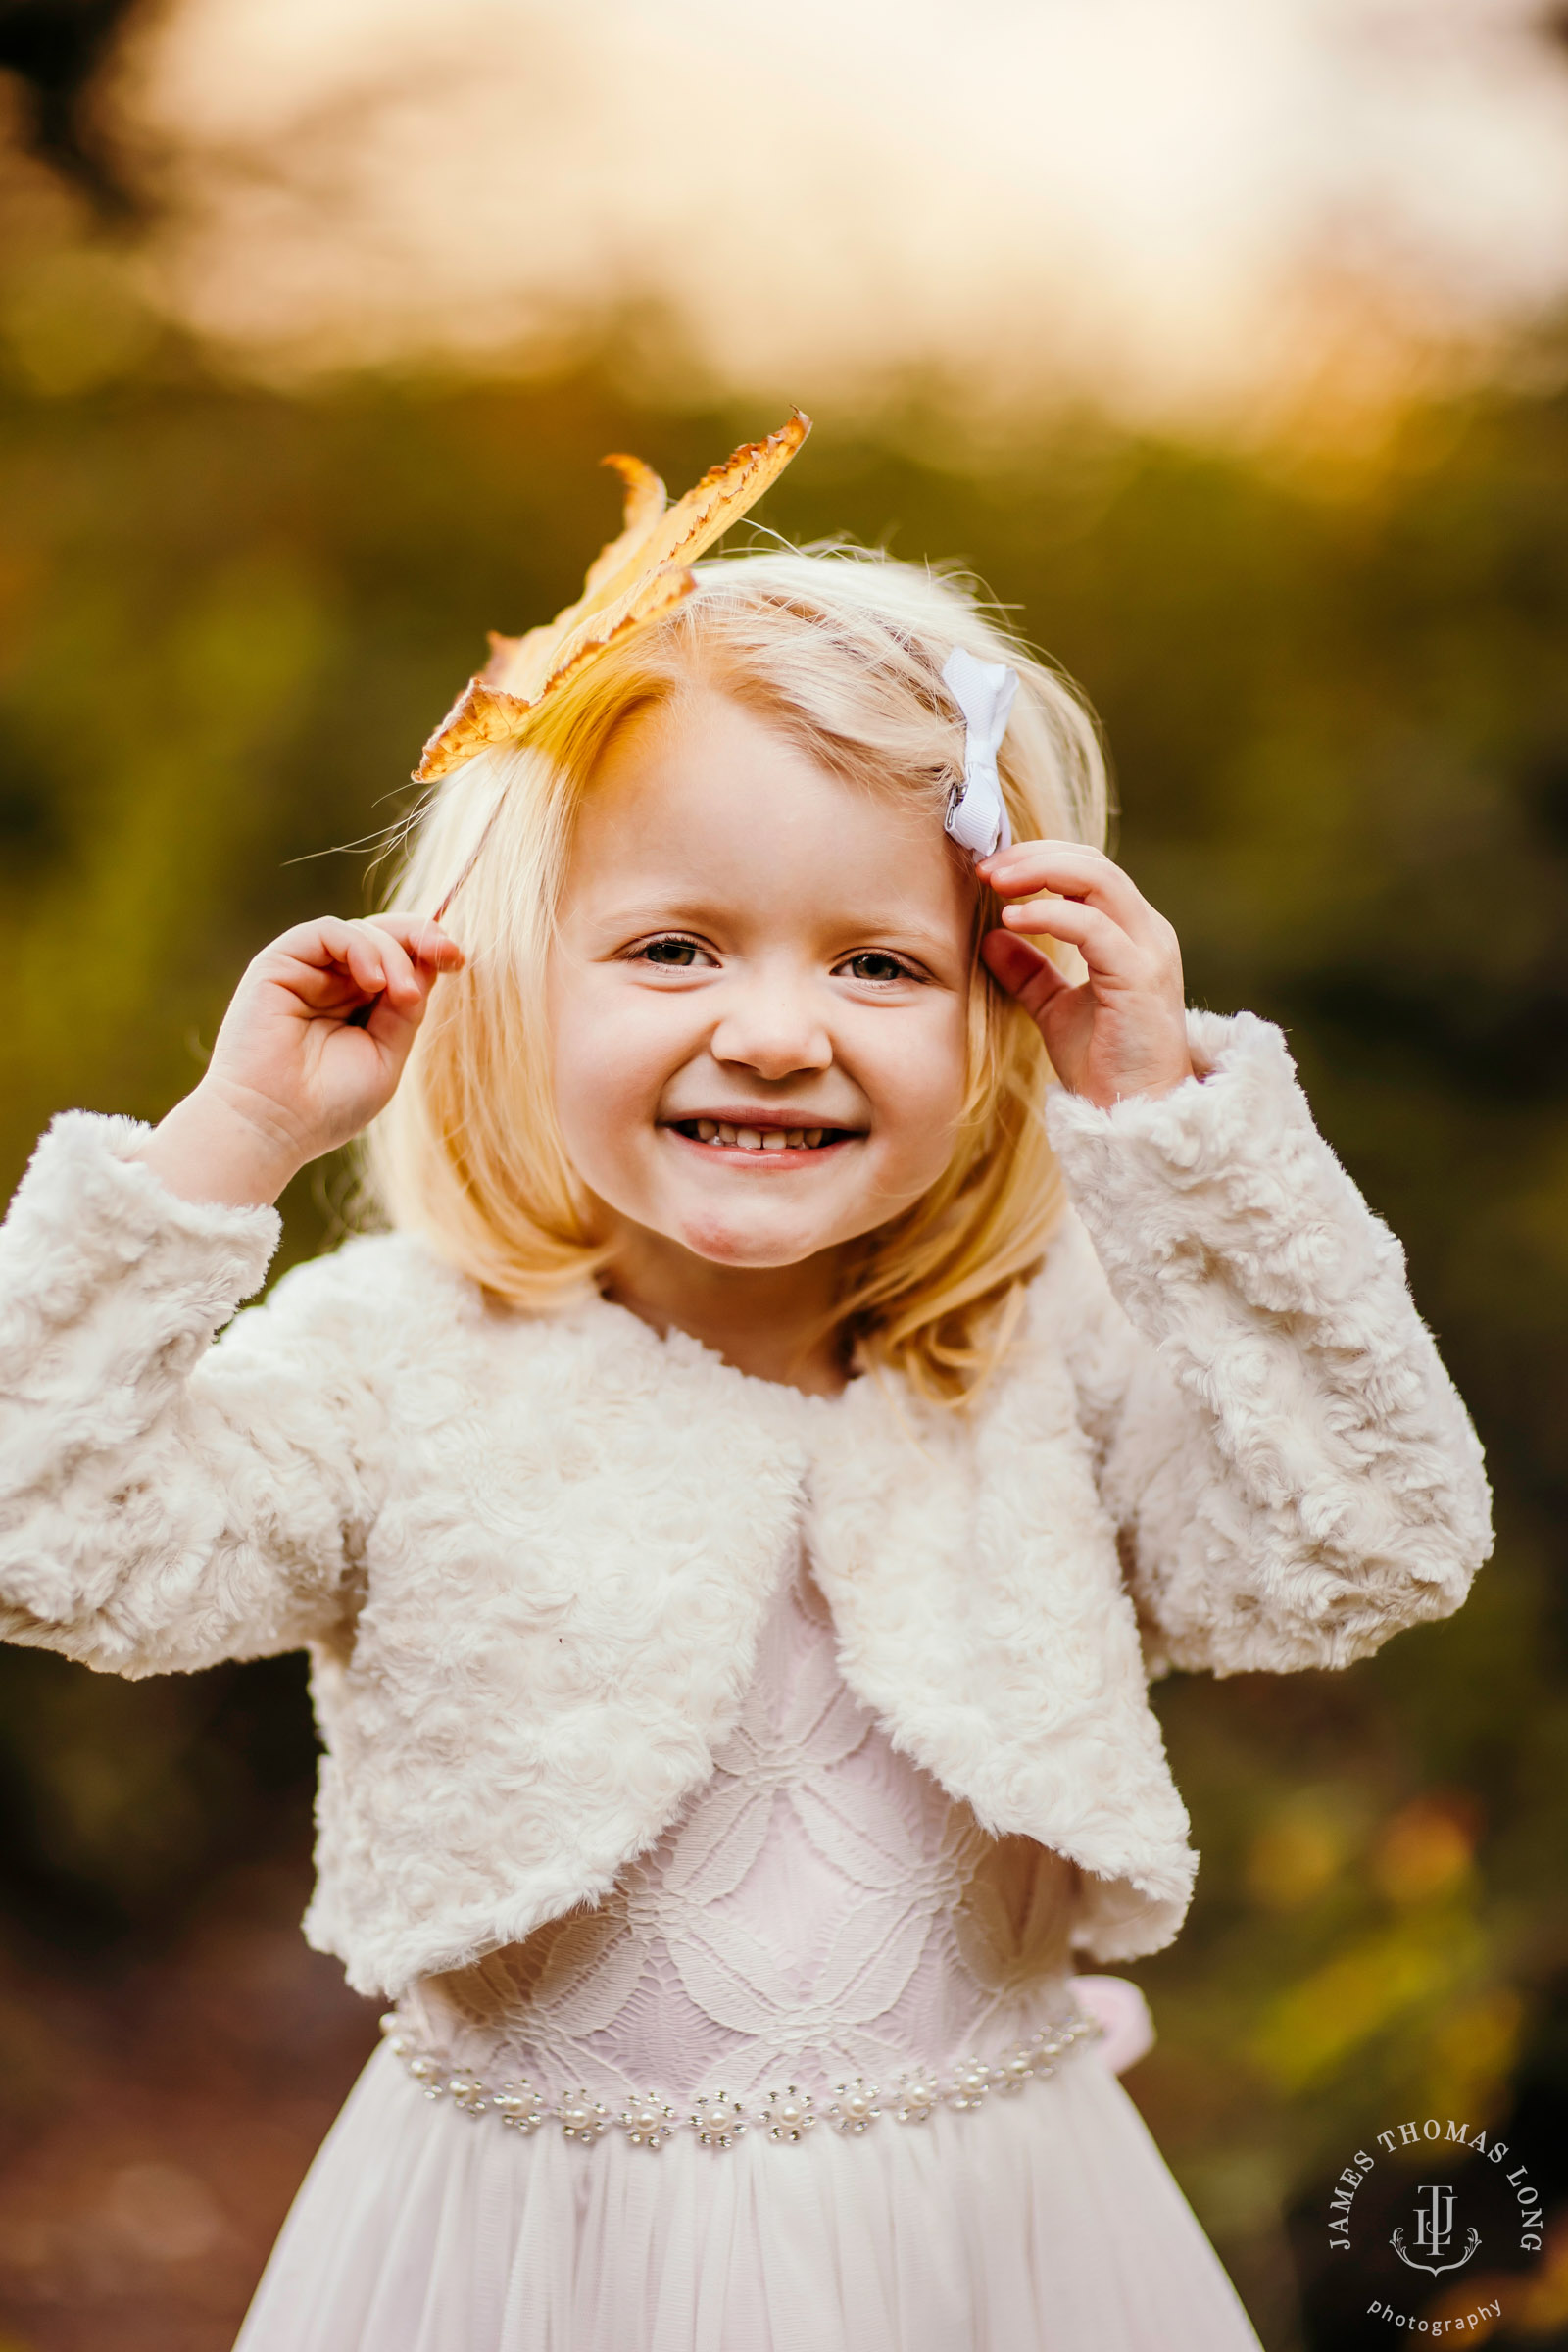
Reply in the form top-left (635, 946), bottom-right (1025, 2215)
top-left (0, 914), bottom-right (462, 1677)
top-left (981, 845), bottom-right (1492, 1675)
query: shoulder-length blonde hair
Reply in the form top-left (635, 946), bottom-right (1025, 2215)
top-left (363, 546), bottom-right (1108, 1400)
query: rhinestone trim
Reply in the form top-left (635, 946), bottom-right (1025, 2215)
top-left (378, 2011), bottom-right (1102, 2151)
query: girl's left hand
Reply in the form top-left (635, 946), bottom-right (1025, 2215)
top-left (977, 841), bottom-right (1195, 1108)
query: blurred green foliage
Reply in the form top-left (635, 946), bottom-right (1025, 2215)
top-left (2, 356), bottom-right (1568, 2346)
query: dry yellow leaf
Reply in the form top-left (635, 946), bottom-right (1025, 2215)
top-left (415, 411), bottom-right (809, 790)
top-left (480, 453), bottom-right (669, 701)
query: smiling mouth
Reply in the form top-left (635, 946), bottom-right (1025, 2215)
top-left (667, 1119), bottom-right (859, 1153)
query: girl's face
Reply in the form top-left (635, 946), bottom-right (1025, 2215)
top-left (549, 688), bottom-right (975, 1275)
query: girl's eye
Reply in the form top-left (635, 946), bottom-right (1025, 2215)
top-left (843, 951), bottom-right (916, 984)
top-left (634, 936), bottom-right (712, 969)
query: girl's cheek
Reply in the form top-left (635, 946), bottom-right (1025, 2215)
top-left (559, 988), bottom-right (684, 1102)
top-left (886, 1042), bottom-right (969, 1182)
top-left (877, 1014), bottom-right (967, 1121)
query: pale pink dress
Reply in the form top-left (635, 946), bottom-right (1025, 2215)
top-left (234, 1557), bottom-right (1261, 2350)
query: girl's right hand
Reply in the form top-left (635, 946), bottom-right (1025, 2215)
top-left (134, 915), bottom-right (465, 1209)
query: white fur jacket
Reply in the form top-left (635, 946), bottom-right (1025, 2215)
top-left (0, 1011), bottom-right (1491, 1998)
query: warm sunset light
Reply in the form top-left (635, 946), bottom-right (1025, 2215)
top-left (103, 0), bottom-right (1568, 418)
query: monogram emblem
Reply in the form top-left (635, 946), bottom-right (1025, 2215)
top-left (1390, 2182), bottom-right (1481, 2278)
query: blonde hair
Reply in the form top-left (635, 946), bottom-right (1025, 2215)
top-left (364, 547), bottom-right (1108, 1399)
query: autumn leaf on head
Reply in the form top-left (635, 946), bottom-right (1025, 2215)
top-left (416, 412), bottom-right (810, 788)
top-left (477, 452), bottom-right (669, 706)
top-left (416, 569), bottom-right (696, 789)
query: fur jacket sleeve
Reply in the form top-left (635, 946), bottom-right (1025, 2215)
top-left (0, 1112), bottom-right (390, 1674)
top-left (1040, 1008), bottom-right (1492, 1676)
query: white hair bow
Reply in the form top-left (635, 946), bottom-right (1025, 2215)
top-left (942, 646), bottom-right (1017, 858)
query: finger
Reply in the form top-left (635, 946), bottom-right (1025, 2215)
top-left (980, 838), bottom-right (1114, 883)
top-left (349, 923), bottom-right (460, 1047)
top-left (353, 962), bottom-right (441, 1048)
top-left (270, 917), bottom-right (361, 973)
top-left (333, 920), bottom-right (410, 1037)
top-left (368, 912), bottom-right (466, 973)
top-left (1000, 894), bottom-right (1139, 980)
top-left (299, 916), bottom-right (384, 993)
top-left (260, 920), bottom-right (375, 1013)
top-left (981, 842), bottom-right (1150, 927)
top-left (334, 921), bottom-right (393, 1001)
top-left (981, 930), bottom-right (1073, 1017)
top-left (349, 920), bottom-right (421, 1009)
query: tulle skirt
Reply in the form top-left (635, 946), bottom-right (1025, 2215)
top-left (234, 2039), bottom-right (1262, 2351)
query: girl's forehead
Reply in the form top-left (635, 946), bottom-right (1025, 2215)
top-left (560, 691), bottom-right (971, 949)
top-left (572, 687), bottom-right (957, 889)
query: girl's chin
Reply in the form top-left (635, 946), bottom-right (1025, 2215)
top-left (670, 1229), bottom-right (844, 1272)
top-left (657, 1205), bottom-right (855, 1271)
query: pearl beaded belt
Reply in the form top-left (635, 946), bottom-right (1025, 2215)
top-left (378, 2009), bottom-right (1102, 2151)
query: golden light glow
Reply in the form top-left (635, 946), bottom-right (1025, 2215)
top-left (101, 0), bottom-right (1568, 426)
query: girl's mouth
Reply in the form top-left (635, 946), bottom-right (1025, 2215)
top-left (666, 1119), bottom-right (858, 1154)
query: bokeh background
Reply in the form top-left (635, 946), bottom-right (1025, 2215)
top-left (3, 2), bottom-right (1568, 2345)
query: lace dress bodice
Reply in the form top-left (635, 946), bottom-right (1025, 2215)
top-left (402, 1552), bottom-right (1083, 2107)
top-left (249, 1558), bottom-right (1263, 2352)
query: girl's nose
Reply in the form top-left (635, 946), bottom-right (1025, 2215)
top-left (710, 974), bottom-right (833, 1081)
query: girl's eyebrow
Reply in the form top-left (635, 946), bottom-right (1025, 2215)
top-left (583, 896), bottom-right (735, 933)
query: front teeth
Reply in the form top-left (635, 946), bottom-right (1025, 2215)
top-left (688, 1121), bottom-right (830, 1152)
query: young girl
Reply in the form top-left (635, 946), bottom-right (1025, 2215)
top-left (0, 417), bottom-right (1490, 2352)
